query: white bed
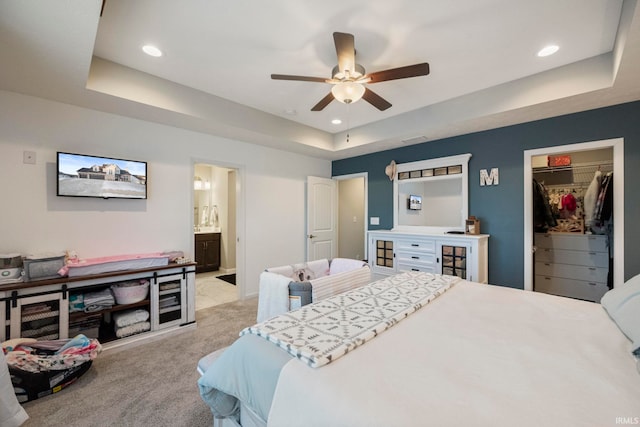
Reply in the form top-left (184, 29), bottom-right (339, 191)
top-left (199, 274), bottom-right (640, 427)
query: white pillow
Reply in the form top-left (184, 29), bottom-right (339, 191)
top-left (601, 273), bottom-right (640, 356)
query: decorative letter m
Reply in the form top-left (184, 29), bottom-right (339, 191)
top-left (480, 168), bottom-right (499, 186)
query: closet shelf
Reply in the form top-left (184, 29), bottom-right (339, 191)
top-left (68, 299), bottom-right (150, 322)
top-left (533, 160), bottom-right (613, 174)
top-left (534, 160), bottom-right (613, 186)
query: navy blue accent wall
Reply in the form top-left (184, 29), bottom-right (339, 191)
top-left (332, 101), bottom-right (640, 289)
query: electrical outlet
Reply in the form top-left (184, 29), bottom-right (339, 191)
top-left (23, 151), bottom-right (36, 164)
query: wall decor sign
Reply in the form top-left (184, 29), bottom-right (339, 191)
top-left (549, 155), bottom-right (571, 167)
top-left (465, 216), bottom-right (480, 234)
top-left (480, 168), bottom-right (499, 186)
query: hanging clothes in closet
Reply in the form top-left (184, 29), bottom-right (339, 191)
top-left (583, 170), bottom-right (602, 230)
top-left (574, 168), bottom-right (613, 289)
top-left (533, 156), bottom-right (614, 301)
top-left (593, 172), bottom-right (613, 228)
top-left (533, 179), bottom-right (557, 232)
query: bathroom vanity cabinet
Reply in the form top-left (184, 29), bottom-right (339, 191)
top-left (195, 232), bottom-right (221, 273)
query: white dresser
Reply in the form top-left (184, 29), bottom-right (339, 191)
top-left (534, 233), bottom-right (609, 302)
top-left (368, 231), bottom-right (489, 283)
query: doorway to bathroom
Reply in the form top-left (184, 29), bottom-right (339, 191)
top-left (193, 163), bottom-right (240, 311)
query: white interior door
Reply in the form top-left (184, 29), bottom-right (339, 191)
top-left (307, 176), bottom-right (337, 261)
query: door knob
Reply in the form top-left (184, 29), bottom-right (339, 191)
top-left (308, 234), bottom-right (316, 239)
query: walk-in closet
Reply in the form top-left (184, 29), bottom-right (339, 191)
top-left (532, 148), bottom-right (614, 302)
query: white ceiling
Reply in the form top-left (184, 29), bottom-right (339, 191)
top-left (1, 0), bottom-right (640, 160)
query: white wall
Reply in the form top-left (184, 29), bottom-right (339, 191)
top-left (0, 90), bottom-right (330, 297)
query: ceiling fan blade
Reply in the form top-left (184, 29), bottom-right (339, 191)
top-left (311, 92), bottom-right (335, 111)
top-left (271, 74), bottom-right (327, 83)
top-left (362, 88), bottom-right (392, 111)
top-left (366, 63), bottom-right (430, 83)
top-left (333, 32), bottom-right (356, 75)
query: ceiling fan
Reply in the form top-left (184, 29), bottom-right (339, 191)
top-left (271, 32), bottom-right (430, 112)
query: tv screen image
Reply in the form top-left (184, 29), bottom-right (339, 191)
top-left (57, 152), bottom-right (147, 199)
top-left (408, 194), bottom-right (422, 210)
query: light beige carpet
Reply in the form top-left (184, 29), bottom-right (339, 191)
top-left (20, 298), bottom-right (258, 427)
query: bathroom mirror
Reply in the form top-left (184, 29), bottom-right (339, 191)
top-left (393, 154), bottom-right (471, 233)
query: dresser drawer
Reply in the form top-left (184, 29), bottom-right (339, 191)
top-left (534, 275), bottom-right (608, 302)
top-left (534, 233), bottom-right (608, 252)
top-left (535, 262), bottom-right (608, 283)
top-left (536, 248), bottom-right (608, 268)
top-left (397, 263), bottom-right (437, 274)
top-left (396, 239), bottom-right (436, 254)
top-left (396, 252), bottom-right (435, 268)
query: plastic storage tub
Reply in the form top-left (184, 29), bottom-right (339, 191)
top-left (23, 254), bottom-right (65, 281)
top-left (111, 280), bottom-right (150, 305)
top-left (1, 253), bottom-right (23, 283)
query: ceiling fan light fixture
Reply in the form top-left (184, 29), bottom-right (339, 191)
top-left (331, 81), bottom-right (365, 104)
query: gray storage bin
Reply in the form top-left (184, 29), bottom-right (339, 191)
top-left (23, 255), bottom-right (65, 281)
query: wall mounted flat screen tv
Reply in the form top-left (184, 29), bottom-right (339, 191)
top-left (408, 194), bottom-right (422, 210)
top-left (57, 152), bottom-right (147, 199)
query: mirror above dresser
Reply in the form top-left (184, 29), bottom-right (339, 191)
top-left (393, 153), bottom-right (471, 233)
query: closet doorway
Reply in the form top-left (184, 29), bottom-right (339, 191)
top-left (336, 174), bottom-right (367, 261)
top-left (193, 162), bottom-right (242, 311)
top-left (523, 138), bottom-right (624, 295)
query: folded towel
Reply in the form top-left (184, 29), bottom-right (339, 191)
top-left (84, 304), bottom-right (112, 313)
top-left (159, 296), bottom-right (178, 308)
top-left (113, 309), bottom-right (150, 328)
top-left (69, 293), bottom-right (85, 313)
top-left (114, 321), bottom-right (151, 338)
top-left (83, 288), bottom-right (115, 306)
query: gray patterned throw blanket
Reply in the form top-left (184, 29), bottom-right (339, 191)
top-left (241, 271), bottom-right (459, 367)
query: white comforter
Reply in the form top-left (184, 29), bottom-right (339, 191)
top-left (268, 281), bottom-right (640, 427)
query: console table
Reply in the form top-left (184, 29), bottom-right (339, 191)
top-left (0, 263), bottom-right (196, 349)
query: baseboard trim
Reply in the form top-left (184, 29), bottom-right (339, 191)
top-left (101, 323), bottom-right (197, 353)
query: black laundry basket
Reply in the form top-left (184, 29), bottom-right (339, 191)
top-left (9, 359), bottom-right (93, 403)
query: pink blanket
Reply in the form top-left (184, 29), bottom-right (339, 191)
top-left (58, 253), bottom-right (169, 277)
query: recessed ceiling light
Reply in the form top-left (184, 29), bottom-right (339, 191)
top-left (537, 45), bottom-right (559, 57)
top-left (142, 45), bottom-right (163, 57)
top-left (331, 119), bottom-right (342, 125)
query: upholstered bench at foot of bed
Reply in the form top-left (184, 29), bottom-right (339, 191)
top-left (198, 345), bottom-right (269, 427)
top-left (197, 347), bottom-right (228, 376)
